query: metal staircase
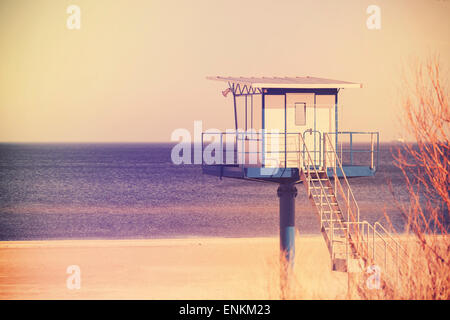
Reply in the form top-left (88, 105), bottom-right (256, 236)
top-left (297, 133), bottom-right (408, 278)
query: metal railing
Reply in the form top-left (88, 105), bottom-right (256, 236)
top-left (322, 133), bottom-right (407, 281)
top-left (323, 133), bottom-right (360, 224)
top-left (202, 131), bottom-right (379, 173)
top-left (201, 131), bottom-right (303, 168)
top-left (342, 221), bottom-right (409, 284)
top-left (327, 131), bottom-right (379, 170)
top-left (302, 129), bottom-right (322, 167)
top-left (297, 132), bottom-right (345, 259)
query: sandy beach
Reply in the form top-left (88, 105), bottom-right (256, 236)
top-left (0, 236), bottom-right (348, 300)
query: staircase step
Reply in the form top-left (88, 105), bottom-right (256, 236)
top-left (304, 169), bottom-right (326, 173)
top-left (322, 219), bottom-right (344, 223)
top-left (315, 202), bottom-right (338, 206)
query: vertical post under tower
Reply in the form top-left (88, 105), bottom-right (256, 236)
top-left (277, 183), bottom-right (297, 265)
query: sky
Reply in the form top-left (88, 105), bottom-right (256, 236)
top-left (0, 0), bottom-right (449, 142)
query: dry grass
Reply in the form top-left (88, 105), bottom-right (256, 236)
top-left (263, 231), bottom-right (348, 300)
top-left (352, 56), bottom-right (450, 300)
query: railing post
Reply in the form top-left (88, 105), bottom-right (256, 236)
top-left (334, 170), bottom-right (337, 192)
top-left (235, 132), bottom-right (238, 165)
top-left (320, 188), bottom-right (324, 228)
top-left (350, 132), bottom-right (353, 165)
top-left (347, 188), bottom-right (350, 222)
top-left (331, 210), bottom-right (334, 258)
top-left (320, 189), bottom-right (323, 213)
top-left (220, 133), bottom-right (223, 165)
top-left (241, 131), bottom-right (245, 166)
top-left (307, 158), bottom-right (311, 198)
top-left (284, 132), bottom-right (287, 169)
top-left (377, 133), bottom-right (380, 170)
top-left (323, 134), bottom-right (327, 171)
top-left (346, 223), bottom-right (349, 266)
top-left (370, 133), bottom-right (374, 170)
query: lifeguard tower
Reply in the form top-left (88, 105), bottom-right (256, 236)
top-left (202, 76), bottom-right (406, 279)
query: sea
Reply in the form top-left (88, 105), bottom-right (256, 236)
top-left (0, 143), bottom-right (411, 240)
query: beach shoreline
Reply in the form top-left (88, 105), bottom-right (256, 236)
top-left (0, 236), bottom-right (348, 299)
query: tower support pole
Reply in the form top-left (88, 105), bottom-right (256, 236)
top-left (277, 182), bottom-right (297, 297)
top-left (277, 183), bottom-right (297, 266)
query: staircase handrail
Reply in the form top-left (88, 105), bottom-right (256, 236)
top-left (323, 133), bottom-right (360, 224)
top-left (298, 133), bottom-right (348, 254)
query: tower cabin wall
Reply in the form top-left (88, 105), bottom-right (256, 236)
top-left (262, 90), bottom-right (337, 169)
top-left (231, 89), bottom-right (338, 169)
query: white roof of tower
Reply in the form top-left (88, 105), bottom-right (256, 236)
top-left (206, 76), bottom-right (362, 89)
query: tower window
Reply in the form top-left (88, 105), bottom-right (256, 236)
top-left (295, 103), bottom-right (306, 125)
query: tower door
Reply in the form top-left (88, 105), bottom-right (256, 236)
top-left (285, 93), bottom-right (336, 168)
top-left (285, 93), bottom-right (315, 168)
